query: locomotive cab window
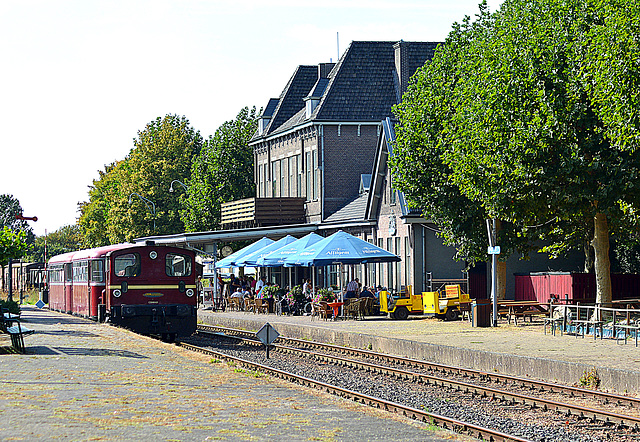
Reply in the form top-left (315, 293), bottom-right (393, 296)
top-left (114, 253), bottom-right (141, 277)
top-left (166, 253), bottom-right (192, 277)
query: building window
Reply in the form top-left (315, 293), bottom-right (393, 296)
top-left (272, 161), bottom-right (279, 197)
top-left (280, 159), bottom-right (287, 197)
top-left (288, 156), bottom-right (296, 197)
top-left (296, 154), bottom-right (302, 197)
top-left (258, 164), bottom-right (263, 197)
top-left (312, 149), bottom-right (319, 200)
top-left (305, 151), bottom-right (312, 201)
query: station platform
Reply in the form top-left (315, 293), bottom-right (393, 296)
top-left (198, 308), bottom-right (640, 396)
top-left (0, 306), bottom-right (452, 442)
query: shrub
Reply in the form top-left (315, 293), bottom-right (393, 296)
top-left (0, 299), bottom-right (20, 314)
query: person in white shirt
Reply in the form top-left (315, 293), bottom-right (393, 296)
top-left (255, 276), bottom-right (266, 297)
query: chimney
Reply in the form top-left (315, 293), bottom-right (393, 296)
top-left (318, 62), bottom-right (335, 79)
top-left (394, 41), bottom-right (410, 97)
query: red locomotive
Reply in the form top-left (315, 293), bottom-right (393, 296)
top-left (48, 243), bottom-right (197, 340)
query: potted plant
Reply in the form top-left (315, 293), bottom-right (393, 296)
top-left (315, 288), bottom-right (336, 303)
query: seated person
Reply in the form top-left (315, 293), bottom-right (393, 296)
top-left (359, 286), bottom-right (375, 298)
top-left (231, 288), bottom-right (244, 299)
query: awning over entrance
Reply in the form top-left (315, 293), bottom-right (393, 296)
top-left (133, 223), bottom-right (319, 250)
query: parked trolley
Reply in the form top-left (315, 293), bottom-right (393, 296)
top-left (48, 243), bottom-right (197, 341)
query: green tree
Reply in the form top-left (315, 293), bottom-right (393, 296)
top-left (78, 115), bottom-right (203, 244)
top-left (182, 107), bottom-right (259, 232)
top-left (29, 225), bottom-right (83, 263)
top-left (78, 161), bottom-right (127, 247)
top-left (0, 194), bottom-right (35, 244)
top-left (393, 0), bottom-right (640, 305)
top-left (0, 227), bottom-right (31, 299)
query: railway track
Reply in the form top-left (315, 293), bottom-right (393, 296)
top-left (186, 325), bottom-right (640, 441)
top-left (198, 324), bottom-right (640, 411)
top-left (179, 340), bottom-right (529, 442)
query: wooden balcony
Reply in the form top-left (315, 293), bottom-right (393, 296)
top-left (221, 197), bottom-right (306, 229)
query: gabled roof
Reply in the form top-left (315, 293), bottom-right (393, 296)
top-left (252, 41), bottom-right (440, 141)
top-left (366, 117), bottom-right (422, 222)
top-left (259, 65), bottom-right (319, 138)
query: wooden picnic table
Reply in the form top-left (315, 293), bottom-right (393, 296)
top-left (611, 298), bottom-right (640, 309)
top-left (497, 300), bottom-right (550, 325)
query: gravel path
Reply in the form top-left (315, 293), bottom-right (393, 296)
top-left (0, 306), bottom-right (473, 441)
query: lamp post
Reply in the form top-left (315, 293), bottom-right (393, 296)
top-left (169, 180), bottom-right (187, 193)
top-left (128, 193), bottom-right (156, 231)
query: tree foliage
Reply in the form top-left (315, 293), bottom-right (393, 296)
top-left (29, 225), bottom-right (83, 263)
top-left (392, 0), bottom-right (640, 304)
top-left (182, 107), bottom-right (259, 232)
top-left (0, 194), bottom-right (35, 244)
top-left (79, 114), bottom-right (203, 245)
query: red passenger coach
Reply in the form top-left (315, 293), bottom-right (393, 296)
top-left (48, 244), bottom-right (197, 340)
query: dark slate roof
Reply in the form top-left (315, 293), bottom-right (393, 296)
top-left (255, 65), bottom-right (319, 140)
top-left (306, 78), bottom-right (329, 99)
top-left (252, 41), bottom-right (440, 141)
top-left (263, 98), bottom-right (279, 117)
top-left (324, 192), bottom-right (369, 223)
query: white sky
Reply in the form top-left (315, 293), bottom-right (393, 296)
top-left (0, 0), bottom-right (502, 237)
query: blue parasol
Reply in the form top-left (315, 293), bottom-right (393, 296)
top-left (235, 235), bottom-right (298, 267)
top-left (282, 230), bottom-right (401, 267)
top-left (257, 232), bottom-right (324, 267)
top-left (215, 237), bottom-right (275, 268)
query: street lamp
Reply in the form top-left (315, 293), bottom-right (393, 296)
top-left (169, 180), bottom-right (187, 193)
top-left (128, 193), bottom-right (156, 230)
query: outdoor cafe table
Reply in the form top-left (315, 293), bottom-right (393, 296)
top-left (326, 302), bottom-right (344, 320)
top-left (496, 300), bottom-right (550, 325)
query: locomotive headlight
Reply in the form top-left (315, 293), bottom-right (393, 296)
top-left (186, 288), bottom-right (194, 297)
top-left (113, 289), bottom-right (122, 298)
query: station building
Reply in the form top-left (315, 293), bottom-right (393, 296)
top-left (139, 40), bottom-right (583, 298)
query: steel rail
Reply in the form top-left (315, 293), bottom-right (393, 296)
top-left (196, 327), bottom-right (640, 428)
top-left (179, 340), bottom-right (531, 442)
top-left (198, 324), bottom-right (640, 409)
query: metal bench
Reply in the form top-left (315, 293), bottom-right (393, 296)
top-left (4, 322), bottom-right (34, 353)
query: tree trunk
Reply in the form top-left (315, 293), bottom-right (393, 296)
top-left (0, 265), bottom-right (4, 292)
top-left (592, 212), bottom-right (612, 305)
top-left (583, 239), bottom-right (594, 273)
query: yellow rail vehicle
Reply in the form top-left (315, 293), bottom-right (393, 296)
top-left (422, 285), bottom-right (470, 321)
top-left (379, 286), bottom-right (422, 320)
top-left (380, 284), bottom-right (470, 321)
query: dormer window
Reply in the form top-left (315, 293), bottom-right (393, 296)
top-left (258, 116), bottom-right (270, 135)
top-left (305, 98), bottom-right (319, 119)
top-left (258, 98), bottom-right (279, 136)
top-left (304, 78), bottom-right (329, 120)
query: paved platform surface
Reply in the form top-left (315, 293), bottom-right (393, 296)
top-left (0, 306), bottom-right (465, 442)
top-left (198, 308), bottom-right (640, 395)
